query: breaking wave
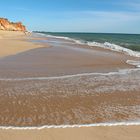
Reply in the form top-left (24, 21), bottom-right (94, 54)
top-left (126, 60), bottom-right (140, 68)
top-left (40, 33), bottom-right (140, 58)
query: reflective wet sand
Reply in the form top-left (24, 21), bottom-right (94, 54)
top-left (0, 36), bottom-right (134, 78)
top-left (0, 125), bottom-right (140, 140)
top-left (0, 33), bottom-right (139, 126)
top-left (0, 70), bottom-right (140, 126)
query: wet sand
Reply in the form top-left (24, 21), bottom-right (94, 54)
top-left (0, 126), bottom-right (140, 140)
top-left (0, 32), bottom-right (139, 126)
top-left (0, 31), bottom-right (140, 139)
top-left (0, 72), bottom-right (140, 126)
top-left (0, 33), bottom-right (135, 78)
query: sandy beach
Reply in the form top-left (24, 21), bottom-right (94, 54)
top-left (0, 31), bottom-right (140, 139)
top-left (0, 31), bottom-right (46, 57)
top-left (0, 32), bottom-right (135, 78)
top-left (0, 126), bottom-right (140, 140)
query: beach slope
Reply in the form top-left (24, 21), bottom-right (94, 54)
top-left (0, 126), bottom-right (140, 140)
top-left (0, 31), bottom-right (44, 57)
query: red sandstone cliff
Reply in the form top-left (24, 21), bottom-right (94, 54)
top-left (0, 18), bottom-right (26, 32)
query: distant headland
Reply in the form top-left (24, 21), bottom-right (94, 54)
top-left (0, 18), bottom-right (26, 32)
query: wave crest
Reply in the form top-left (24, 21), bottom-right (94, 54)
top-left (39, 33), bottom-right (140, 58)
top-left (126, 60), bottom-right (140, 68)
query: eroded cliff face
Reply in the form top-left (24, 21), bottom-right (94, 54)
top-left (0, 18), bottom-right (26, 32)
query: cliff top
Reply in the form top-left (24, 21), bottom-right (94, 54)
top-left (0, 18), bottom-right (27, 32)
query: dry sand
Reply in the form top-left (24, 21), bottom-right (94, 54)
top-left (0, 30), bottom-right (46, 57)
top-left (0, 126), bottom-right (140, 140)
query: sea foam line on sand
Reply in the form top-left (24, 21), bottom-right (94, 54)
top-left (0, 68), bottom-right (139, 81)
top-left (38, 33), bottom-right (140, 58)
top-left (126, 60), bottom-right (140, 68)
top-left (0, 122), bottom-right (140, 130)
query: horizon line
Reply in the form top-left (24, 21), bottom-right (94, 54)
top-left (33, 31), bottom-right (140, 35)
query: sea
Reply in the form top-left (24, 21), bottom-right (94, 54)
top-left (36, 32), bottom-right (140, 57)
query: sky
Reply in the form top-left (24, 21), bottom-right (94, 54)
top-left (0, 0), bottom-right (140, 33)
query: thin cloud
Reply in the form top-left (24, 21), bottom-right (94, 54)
top-left (14, 7), bottom-right (31, 12)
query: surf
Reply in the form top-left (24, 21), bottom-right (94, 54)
top-left (37, 32), bottom-right (140, 58)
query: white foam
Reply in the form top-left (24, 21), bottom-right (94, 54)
top-left (127, 60), bottom-right (140, 68)
top-left (0, 121), bottom-right (140, 130)
top-left (87, 42), bottom-right (140, 57)
top-left (104, 42), bottom-right (140, 57)
top-left (43, 34), bottom-right (78, 42)
top-left (0, 68), bottom-right (139, 81)
top-left (38, 33), bottom-right (140, 58)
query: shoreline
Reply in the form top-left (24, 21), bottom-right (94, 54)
top-left (0, 31), bottom-right (49, 58)
top-left (38, 32), bottom-right (140, 57)
top-left (0, 31), bottom-right (140, 139)
top-left (0, 31), bottom-right (139, 126)
top-left (0, 125), bottom-right (140, 140)
top-left (0, 121), bottom-right (140, 130)
top-left (0, 67), bottom-right (139, 81)
top-left (0, 31), bottom-right (138, 70)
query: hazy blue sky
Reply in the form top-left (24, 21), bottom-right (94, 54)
top-left (0, 0), bottom-right (140, 33)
